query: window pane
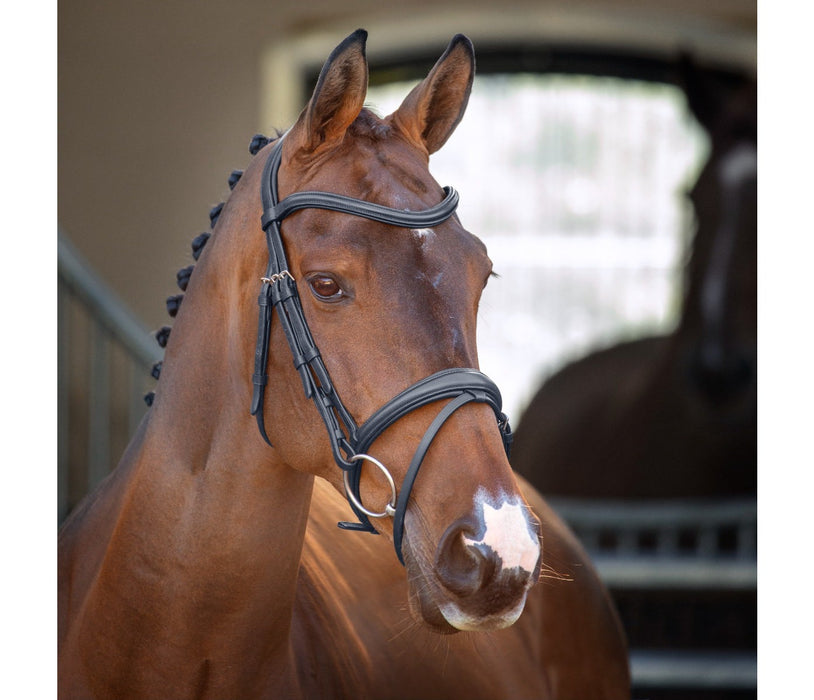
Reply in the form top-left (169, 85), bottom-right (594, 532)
top-left (368, 74), bottom-right (708, 418)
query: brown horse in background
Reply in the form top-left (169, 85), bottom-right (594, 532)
top-left (511, 64), bottom-right (757, 500)
top-left (59, 31), bottom-right (628, 699)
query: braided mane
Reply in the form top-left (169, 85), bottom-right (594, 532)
top-left (144, 133), bottom-right (279, 406)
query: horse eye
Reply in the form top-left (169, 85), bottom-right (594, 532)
top-left (308, 275), bottom-right (344, 301)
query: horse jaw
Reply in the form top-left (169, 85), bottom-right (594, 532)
top-left (402, 489), bottom-right (542, 634)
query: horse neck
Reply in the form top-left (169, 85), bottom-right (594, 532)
top-left (70, 230), bottom-right (317, 678)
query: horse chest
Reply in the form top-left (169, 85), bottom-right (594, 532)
top-left (288, 501), bottom-right (552, 699)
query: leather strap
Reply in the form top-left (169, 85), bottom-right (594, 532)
top-left (352, 369), bottom-right (511, 564)
top-left (354, 368), bottom-right (509, 452)
top-left (262, 187), bottom-right (459, 231)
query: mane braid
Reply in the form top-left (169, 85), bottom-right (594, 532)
top-left (166, 294), bottom-right (183, 317)
top-left (191, 233), bottom-right (210, 261)
top-left (228, 170), bottom-right (243, 190)
top-left (209, 203), bottom-right (224, 228)
top-left (143, 133), bottom-right (274, 407)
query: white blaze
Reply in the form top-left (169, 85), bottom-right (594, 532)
top-left (412, 227), bottom-right (435, 242)
top-left (717, 143), bottom-right (757, 188)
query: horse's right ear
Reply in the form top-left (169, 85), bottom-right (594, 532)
top-left (286, 29), bottom-right (369, 155)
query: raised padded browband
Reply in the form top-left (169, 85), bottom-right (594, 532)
top-left (262, 186), bottom-right (459, 230)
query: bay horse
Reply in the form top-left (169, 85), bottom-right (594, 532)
top-left (511, 63), bottom-right (757, 500)
top-left (58, 30), bottom-right (629, 699)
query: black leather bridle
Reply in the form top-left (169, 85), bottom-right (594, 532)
top-left (251, 137), bottom-right (512, 565)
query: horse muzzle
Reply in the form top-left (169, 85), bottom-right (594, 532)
top-left (404, 492), bottom-right (543, 633)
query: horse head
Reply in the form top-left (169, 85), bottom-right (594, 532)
top-left (680, 59), bottom-right (757, 403)
top-left (178, 30), bottom-right (542, 634)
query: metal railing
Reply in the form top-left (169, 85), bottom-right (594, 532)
top-left (549, 497), bottom-right (757, 693)
top-left (58, 230), bottom-right (163, 523)
top-left (551, 497), bottom-right (757, 588)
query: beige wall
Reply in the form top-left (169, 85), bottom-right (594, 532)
top-left (58, 0), bottom-right (755, 332)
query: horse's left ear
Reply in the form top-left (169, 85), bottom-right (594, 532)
top-left (287, 29), bottom-right (369, 155)
top-left (391, 34), bottom-right (475, 155)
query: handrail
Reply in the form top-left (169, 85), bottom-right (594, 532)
top-left (630, 650), bottom-right (757, 690)
top-left (592, 555), bottom-right (756, 590)
top-left (549, 496), bottom-right (757, 560)
top-left (58, 229), bottom-right (162, 522)
top-left (57, 230), bottom-right (162, 367)
top-left (548, 497), bottom-right (757, 529)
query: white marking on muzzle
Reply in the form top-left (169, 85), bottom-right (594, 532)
top-left (463, 490), bottom-right (540, 574)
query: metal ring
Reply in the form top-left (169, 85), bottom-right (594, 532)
top-left (343, 453), bottom-right (397, 519)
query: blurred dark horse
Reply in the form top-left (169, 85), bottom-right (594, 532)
top-left (512, 64), bottom-right (757, 500)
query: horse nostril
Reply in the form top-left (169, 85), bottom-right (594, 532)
top-left (435, 520), bottom-right (500, 597)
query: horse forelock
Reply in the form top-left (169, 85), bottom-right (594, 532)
top-left (351, 107), bottom-right (392, 140)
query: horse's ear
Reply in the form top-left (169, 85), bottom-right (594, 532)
top-left (288, 29), bottom-right (369, 154)
top-left (678, 52), bottom-right (723, 132)
top-left (391, 34), bottom-right (475, 155)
